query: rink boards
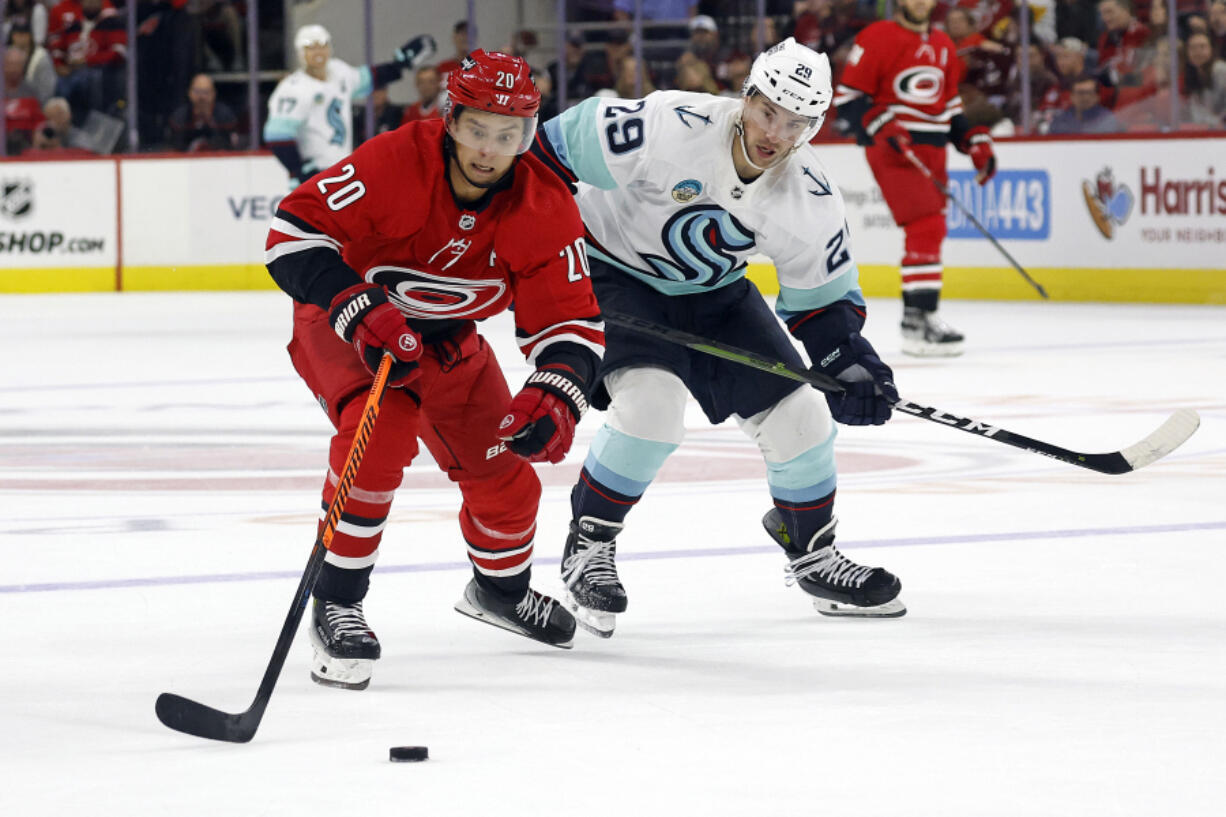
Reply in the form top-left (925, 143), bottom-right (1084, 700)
top-left (1, 136), bottom-right (1223, 302)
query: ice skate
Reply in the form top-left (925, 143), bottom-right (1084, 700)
top-left (309, 598), bottom-right (381, 690)
top-left (901, 307), bottom-right (964, 357)
top-left (560, 516), bottom-right (627, 638)
top-left (454, 579), bottom-right (576, 648)
top-left (762, 510), bottom-right (906, 618)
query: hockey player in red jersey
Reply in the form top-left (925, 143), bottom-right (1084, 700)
top-left (835, 0), bottom-right (997, 356)
top-left (265, 51), bottom-right (605, 689)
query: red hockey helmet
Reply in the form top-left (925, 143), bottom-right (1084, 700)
top-left (443, 49), bottom-right (541, 156)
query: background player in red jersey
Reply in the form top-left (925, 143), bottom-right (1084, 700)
top-left (264, 51), bottom-right (605, 690)
top-left (834, 0), bottom-right (997, 357)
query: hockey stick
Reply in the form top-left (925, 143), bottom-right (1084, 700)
top-left (602, 311), bottom-right (1199, 475)
top-left (155, 353), bottom-right (395, 742)
top-left (899, 144), bottom-right (1050, 300)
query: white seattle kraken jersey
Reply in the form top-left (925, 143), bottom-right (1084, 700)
top-left (264, 58), bottom-right (372, 172)
top-left (538, 89), bottom-right (864, 317)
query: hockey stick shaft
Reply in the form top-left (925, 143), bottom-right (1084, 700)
top-left (156, 352), bottom-right (396, 742)
top-left (602, 311), bottom-right (1198, 475)
top-left (899, 145), bottom-right (1049, 300)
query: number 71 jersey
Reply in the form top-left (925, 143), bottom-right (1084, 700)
top-left (533, 89), bottom-right (863, 309)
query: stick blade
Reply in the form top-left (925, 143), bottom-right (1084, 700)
top-left (155, 692), bottom-right (257, 743)
top-left (1119, 408), bottom-right (1201, 472)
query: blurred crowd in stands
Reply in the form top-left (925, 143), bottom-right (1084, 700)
top-left (5, 0), bottom-right (1225, 158)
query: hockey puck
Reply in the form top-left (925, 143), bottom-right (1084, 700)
top-left (389, 746), bottom-right (429, 762)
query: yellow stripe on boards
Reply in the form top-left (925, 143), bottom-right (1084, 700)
top-left (746, 263), bottom-right (1226, 305)
top-left (0, 268), bottom-right (117, 293)
top-left (120, 265), bottom-right (280, 292)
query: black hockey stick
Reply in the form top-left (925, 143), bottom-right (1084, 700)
top-left (899, 144), bottom-right (1050, 300)
top-left (602, 311), bottom-right (1199, 475)
top-left (155, 353), bottom-right (395, 742)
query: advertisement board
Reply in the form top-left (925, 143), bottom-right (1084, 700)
top-left (0, 160), bottom-right (116, 292)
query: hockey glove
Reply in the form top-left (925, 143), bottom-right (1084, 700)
top-left (812, 334), bottom-right (898, 426)
top-left (328, 283), bottom-right (423, 387)
top-left (498, 365), bottom-right (589, 464)
top-left (394, 34), bottom-right (437, 70)
top-left (962, 126), bottom-right (997, 185)
top-left (863, 106), bottom-right (911, 153)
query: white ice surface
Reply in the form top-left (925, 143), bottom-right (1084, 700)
top-left (1, 292), bottom-right (1224, 817)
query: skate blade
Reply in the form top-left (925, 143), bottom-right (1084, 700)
top-left (453, 596), bottom-right (575, 650)
top-left (813, 597), bottom-right (907, 618)
top-left (564, 591), bottom-right (616, 638)
top-left (310, 652), bottom-right (374, 690)
top-left (901, 338), bottom-right (964, 358)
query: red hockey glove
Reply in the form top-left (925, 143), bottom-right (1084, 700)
top-left (328, 283), bottom-right (422, 387)
top-left (863, 106), bottom-right (911, 153)
top-left (498, 365), bottom-right (589, 464)
top-left (963, 127), bottom-right (997, 185)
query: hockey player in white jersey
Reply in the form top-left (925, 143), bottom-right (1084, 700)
top-left (531, 37), bottom-right (905, 635)
top-left (264, 24), bottom-right (435, 185)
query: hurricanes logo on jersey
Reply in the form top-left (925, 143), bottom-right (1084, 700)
top-left (366, 267), bottom-right (507, 319)
top-left (892, 66), bottom-right (944, 106)
top-left (638, 205), bottom-right (755, 288)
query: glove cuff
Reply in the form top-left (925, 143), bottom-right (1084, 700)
top-left (862, 106), bottom-right (894, 137)
top-left (329, 284), bottom-right (388, 342)
top-left (524, 365), bottom-right (589, 419)
top-left (960, 125), bottom-right (992, 153)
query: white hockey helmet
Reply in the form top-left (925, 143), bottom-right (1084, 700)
top-left (295, 24), bottom-right (332, 62)
top-left (742, 37), bottom-right (833, 143)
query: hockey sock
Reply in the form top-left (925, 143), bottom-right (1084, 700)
top-left (571, 467), bottom-right (642, 526)
top-left (314, 562), bottom-right (374, 605)
top-left (770, 489), bottom-right (836, 552)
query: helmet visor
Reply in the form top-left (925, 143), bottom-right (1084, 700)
top-left (742, 93), bottom-right (818, 147)
top-left (447, 108), bottom-right (538, 156)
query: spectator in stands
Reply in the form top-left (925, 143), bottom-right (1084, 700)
top-left (7, 23), bottom-right (58, 104)
top-left (547, 30), bottom-right (615, 106)
top-left (48, 0), bottom-right (127, 125)
top-left (720, 52), bottom-right (752, 98)
top-left (199, 0), bottom-right (244, 71)
top-left (166, 72), bottom-right (239, 151)
top-left (1049, 73), bottom-right (1126, 131)
top-left (1184, 30), bottom-right (1226, 124)
top-left (136, 0), bottom-right (197, 147)
top-left (675, 51), bottom-right (721, 93)
top-left (401, 65), bottom-right (443, 124)
top-left (1096, 0), bottom-right (1151, 87)
top-left (614, 55), bottom-right (656, 98)
top-left (23, 118), bottom-right (95, 156)
top-left (950, 7), bottom-right (1014, 110)
top-left (353, 87), bottom-right (404, 142)
top-left (41, 95), bottom-right (89, 148)
top-left (680, 15), bottom-right (731, 89)
top-left (437, 20), bottom-right (471, 82)
top-left (1056, 0), bottom-right (1100, 44)
top-left (4, 46), bottom-right (45, 152)
top-left (4, 0), bottom-right (49, 46)
top-left (1210, 0), bottom-right (1226, 56)
top-left (1006, 42), bottom-right (1061, 129)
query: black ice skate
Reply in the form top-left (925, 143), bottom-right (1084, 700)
top-left (901, 307), bottom-right (964, 358)
top-left (309, 598), bottom-right (381, 690)
top-left (560, 516), bottom-right (627, 638)
top-left (762, 510), bottom-right (906, 618)
top-left (453, 579), bottom-right (576, 649)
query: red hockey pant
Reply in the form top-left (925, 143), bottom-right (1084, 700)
top-left (866, 141), bottom-right (948, 309)
top-left (287, 303), bottom-right (540, 589)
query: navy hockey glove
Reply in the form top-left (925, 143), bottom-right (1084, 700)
top-left (498, 365), bottom-right (589, 464)
top-left (328, 283), bottom-right (422, 387)
top-left (863, 106), bottom-right (911, 153)
top-left (394, 35), bottom-right (437, 70)
top-left (813, 334), bottom-right (898, 426)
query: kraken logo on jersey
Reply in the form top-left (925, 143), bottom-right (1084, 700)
top-left (638, 205), bottom-right (755, 287)
top-left (367, 266), bottom-right (508, 319)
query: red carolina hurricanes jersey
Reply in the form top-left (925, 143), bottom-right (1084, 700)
top-left (835, 21), bottom-right (963, 137)
top-left (265, 118), bottom-right (604, 366)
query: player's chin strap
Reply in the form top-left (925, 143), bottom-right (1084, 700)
top-left (733, 116), bottom-right (773, 173)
